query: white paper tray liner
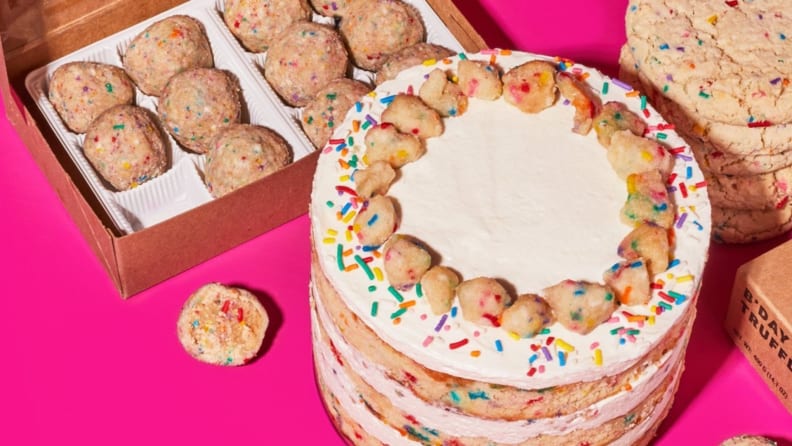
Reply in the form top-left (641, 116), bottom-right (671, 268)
top-left (114, 157), bottom-right (212, 231)
top-left (25, 0), bottom-right (465, 234)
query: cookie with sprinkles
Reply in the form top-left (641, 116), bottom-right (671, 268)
top-left (626, 0), bottom-right (792, 127)
top-left (302, 78), bottom-right (371, 149)
top-left (122, 15), bottom-right (213, 97)
top-left (375, 42), bottom-right (456, 86)
top-left (48, 61), bottom-right (135, 134)
top-left (309, 49), bottom-right (711, 444)
top-left (621, 82), bottom-right (792, 179)
top-left (712, 204), bottom-right (792, 244)
top-left (339, 0), bottom-right (425, 71)
top-left (158, 68), bottom-right (242, 154)
top-left (223, 0), bottom-right (311, 53)
top-left (263, 21), bottom-right (349, 107)
top-left (619, 44), bottom-right (792, 177)
top-left (204, 124), bottom-right (292, 198)
top-left (83, 104), bottom-right (168, 191)
top-left (703, 166), bottom-right (792, 211)
top-left (309, 0), bottom-right (353, 17)
top-left (655, 105), bottom-right (792, 177)
top-left (622, 2), bottom-right (792, 242)
top-left (720, 435), bottom-right (778, 446)
top-left (177, 283), bottom-right (269, 366)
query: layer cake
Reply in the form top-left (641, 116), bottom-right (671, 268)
top-left (309, 50), bottom-right (712, 445)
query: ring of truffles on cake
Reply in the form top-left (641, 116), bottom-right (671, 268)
top-left (329, 52), bottom-right (682, 336)
top-left (309, 49), bottom-right (711, 445)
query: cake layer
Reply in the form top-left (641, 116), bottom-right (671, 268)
top-left (313, 300), bottom-right (688, 445)
top-left (311, 250), bottom-right (695, 421)
top-left (312, 281), bottom-right (693, 444)
top-left (316, 369), bottom-right (680, 446)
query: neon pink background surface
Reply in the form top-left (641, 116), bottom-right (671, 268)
top-left (2, 1), bottom-right (791, 444)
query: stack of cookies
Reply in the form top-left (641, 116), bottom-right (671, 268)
top-left (620, 0), bottom-right (792, 243)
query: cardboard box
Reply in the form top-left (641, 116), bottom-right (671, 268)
top-left (725, 240), bottom-right (792, 414)
top-left (0, 0), bottom-right (487, 297)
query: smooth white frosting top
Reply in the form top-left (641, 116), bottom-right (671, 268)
top-left (392, 89), bottom-right (627, 293)
top-left (310, 50), bottom-right (711, 389)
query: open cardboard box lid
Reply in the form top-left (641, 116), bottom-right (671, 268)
top-left (0, 0), bottom-right (487, 297)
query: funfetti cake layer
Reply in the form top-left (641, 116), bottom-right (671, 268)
top-left (311, 275), bottom-right (695, 444)
top-left (315, 363), bottom-right (681, 446)
top-left (308, 50), bottom-right (712, 444)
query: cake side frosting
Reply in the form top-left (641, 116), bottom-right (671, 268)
top-left (309, 49), bottom-right (711, 389)
top-left (312, 299), bottom-right (686, 445)
top-left (312, 282), bottom-right (687, 442)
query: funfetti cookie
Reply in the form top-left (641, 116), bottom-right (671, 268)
top-left (48, 61), bottom-right (135, 134)
top-left (720, 435), bottom-right (778, 446)
top-left (224, 0), bottom-right (311, 53)
top-left (626, 0), bottom-right (792, 127)
top-left (703, 167), bottom-right (792, 211)
top-left (177, 283), bottom-right (269, 366)
top-left (619, 45), bottom-right (792, 176)
top-left (622, 3), bottom-right (792, 243)
top-left (264, 21), bottom-right (349, 107)
top-left (83, 104), bottom-right (168, 191)
top-left (205, 124), bottom-right (292, 198)
top-left (123, 15), bottom-right (213, 97)
top-left (712, 205), bottom-right (792, 244)
top-left (302, 78), bottom-right (371, 149)
top-left (339, 0), bottom-right (425, 71)
top-left (684, 129), bottom-right (792, 178)
top-left (158, 68), bottom-right (241, 154)
top-left (376, 43), bottom-right (456, 86)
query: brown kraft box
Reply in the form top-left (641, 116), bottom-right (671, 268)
top-left (0, 0), bottom-right (487, 297)
top-left (725, 240), bottom-right (792, 414)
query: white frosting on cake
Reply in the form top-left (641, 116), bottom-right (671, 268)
top-left (391, 91), bottom-right (627, 293)
top-left (309, 50), bottom-right (711, 389)
top-left (312, 287), bottom-right (687, 442)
